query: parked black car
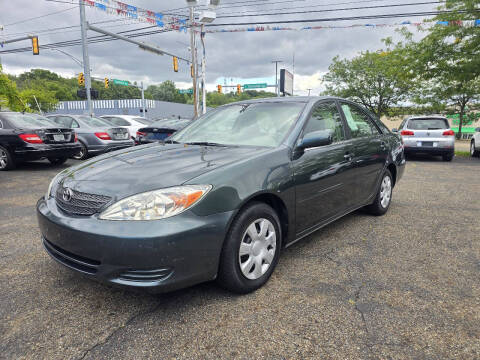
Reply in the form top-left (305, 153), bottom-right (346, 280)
top-left (47, 114), bottom-right (133, 160)
top-left (37, 97), bottom-right (405, 294)
top-left (135, 118), bottom-right (191, 145)
top-left (0, 112), bottom-right (81, 171)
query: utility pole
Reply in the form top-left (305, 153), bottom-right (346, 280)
top-left (189, 6), bottom-right (198, 118)
top-left (79, 0), bottom-right (93, 116)
top-left (200, 24), bottom-right (207, 115)
top-left (141, 81), bottom-right (146, 118)
top-left (272, 60), bottom-right (282, 97)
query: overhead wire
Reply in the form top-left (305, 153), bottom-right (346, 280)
top-left (3, 6), bottom-right (79, 27)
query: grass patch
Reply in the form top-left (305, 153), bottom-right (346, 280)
top-left (455, 150), bottom-right (471, 157)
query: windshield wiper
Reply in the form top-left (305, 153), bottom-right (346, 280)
top-left (185, 141), bottom-right (226, 147)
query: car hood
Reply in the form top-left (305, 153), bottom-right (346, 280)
top-left (61, 143), bottom-right (267, 198)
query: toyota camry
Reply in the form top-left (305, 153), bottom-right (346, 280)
top-left (37, 97), bottom-right (405, 294)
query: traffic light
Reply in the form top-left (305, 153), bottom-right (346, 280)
top-left (104, 78), bottom-right (109, 89)
top-left (237, 84), bottom-right (241, 95)
top-left (31, 36), bottom-right (39, 55)
top-left (173, 57), bottom-right (179, 72)
top-left (217, 85), bottom-right (222, 94)
top-left (78, 73), bottom-right (85, 86)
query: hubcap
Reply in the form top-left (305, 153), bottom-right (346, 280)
top-left (380, 176), bottom-right (392, 208)
top-left (74, 146), bottom-right (85, 160)
top-left (0, 149), bottom-right (7, 169)
top-left (238, 218), bottom-right (276, 280)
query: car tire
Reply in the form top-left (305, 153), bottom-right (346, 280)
top-left (0, 145), bottom-right (16, 171)
top-left (471, 141), bottom-right (479, 158)
top-left (442, 153), bottom-right (454, 162)
top-left (217, 202), bottom-right (282, 294)
top-left (48, 157), bottom-right (68, 165)
top-left (72, 141), bottom-right (88, 160)
top-left (365, 169), bottom-right (393, 216)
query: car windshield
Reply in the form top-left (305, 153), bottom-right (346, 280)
top-left (3, 113), bottom-right (57, 128)
top-left (78, 116), bottom-right (112, 128)
top-left (171, 102), bottom-right (305, 147)
top-left (408, 118), bottom-right (449, 130)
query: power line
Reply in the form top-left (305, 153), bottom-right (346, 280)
top-left (215, 1), bottom-right (444, 19)
top-left (3, 6), bottom-right (78, 27)
top-left (205, 9), bottom-right (475, 27)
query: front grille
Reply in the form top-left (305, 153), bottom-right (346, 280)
top-left (43, 238), bottom-right (100, 274)
top-left (55, 185), bottom-right (111, 216)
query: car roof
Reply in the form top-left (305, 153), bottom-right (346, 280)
top-left (223, 96), bottom-right (338, 106)
top-left (407, 115), bottom-right (448, 120)
top-left (100, 115), bottom-right (143, 120)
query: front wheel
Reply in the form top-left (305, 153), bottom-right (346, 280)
top-left (365, 170), bottom-right (393, 216)
top-left (0, 146), bottom-right (15, 171)
top-left (471, 141), bottom-right (479, 158)
top-left (217, 202), bottom-right (281, 294)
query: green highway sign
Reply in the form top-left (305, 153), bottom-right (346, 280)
top-left (243, 83), bottom-right (267, 90)
top-left (178, 89), bottom-right (193, 94)
top-left (113, 79), bottom-right (130, 86)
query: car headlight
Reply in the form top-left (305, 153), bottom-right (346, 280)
top-left (45, 171), bottom-right (67, 200)
top-left (99, 185), bottom-right (212, 221)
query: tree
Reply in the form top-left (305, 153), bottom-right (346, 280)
top-left (146, 80), bottom-right (186, 103)
top-left (20, 88), bottom-right (58, 113)
top-left (0, 65), bottom-right (26, 111)
top-left (322, 48), bottom-right (415, 118)
top-left (403, 0), bottom-right (480, 137)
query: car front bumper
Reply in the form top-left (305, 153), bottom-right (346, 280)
top-left (14, 143), bottom-right (82, 160)
top-left (37, 197), bottom-right (234, 292)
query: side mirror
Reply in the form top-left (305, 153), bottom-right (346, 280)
top-left (392, 128), bottom-right (398, 133)
top-left (297, 130), bottom-right (333, 150)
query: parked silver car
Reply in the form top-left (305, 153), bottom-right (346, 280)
top-left (47, 114), bottom-right (134, 160)
top-left (394, 116), bottom-right (455, 161)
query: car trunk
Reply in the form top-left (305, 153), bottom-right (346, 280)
top-left (405, 119), bottom-right (451, 147)
top-left (107, 127), bottom-right (130, 141)
top-left (35, 128), bottom-right (75, 144)
top-left (142, 127), bottom-right (176, 141)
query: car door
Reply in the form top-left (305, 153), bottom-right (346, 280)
top-left (339, 102), bottom-right (388, 206)
top-left (293, 100), bottom-right (356, 235)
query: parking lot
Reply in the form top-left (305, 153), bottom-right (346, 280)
top-left (1, 156), bottom-right (479, 360)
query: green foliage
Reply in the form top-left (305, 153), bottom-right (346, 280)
top-left (322, 47), bottom-right (415, 117)
top-left (146, 80), bottom-right (187, 103)
top-left (19, 88), bottom-right (58, 113)
top-left (206, 90), bottom-right (276, 108)
top-left (401, 0), bottom-right (480, 137)
top-left (0, 65), bottom-right (26, 111)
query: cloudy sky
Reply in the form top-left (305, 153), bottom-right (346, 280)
top-left (0, 0), bottom-right (439, 95)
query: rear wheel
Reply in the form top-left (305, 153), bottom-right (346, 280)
top-left (442, 153), bottom-right (454, 162)
top-left (0, 146), bottom-right (15, 171)
top-left (47, 157), bottom-right (68, 165)
top-left (72, 141), bottom-right (88, 160)
top-left (365, 170), bottom-right (393, 216)
top-left (471, 141), bottom-right (479, 158)
top-left (217, 202), bottom-right (281, 294)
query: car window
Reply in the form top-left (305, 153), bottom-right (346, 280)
top-left (341, 103), bottom-right (381, 138)
top-left (54, 116), bottom-right (74, 128)
top-left (105, 117), bottom-right (131, 126)
top-left (72, 120), bottom-right (80, 128)
top-left (78, 116), bottom-right (111, 128)
top-left (303, 101), bottom-right (345, 143)
top-left (1, 113), bottom-right (57, 128)
top-left (407, 118), bottom-right (449, 130)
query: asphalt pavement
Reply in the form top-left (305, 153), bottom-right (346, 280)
top-left (1, 155), bottom-right (479, 360)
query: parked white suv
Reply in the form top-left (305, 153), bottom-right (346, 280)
top-left (100, 115), bottom-right (152, 140)
top-left (471, 127), bottom-right (480, 158)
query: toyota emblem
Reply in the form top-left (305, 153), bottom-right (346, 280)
top-left (62, 188), bottom-right (73, 202)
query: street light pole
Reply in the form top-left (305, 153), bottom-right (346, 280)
top-left (141, 81), bottom-right (146, 118)
top-left (200, 24), bottom-right (207, 115)
top-left (79, 0), bottom-right (93, 116)
top-left (272, 60), bottom-right (282, 97)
